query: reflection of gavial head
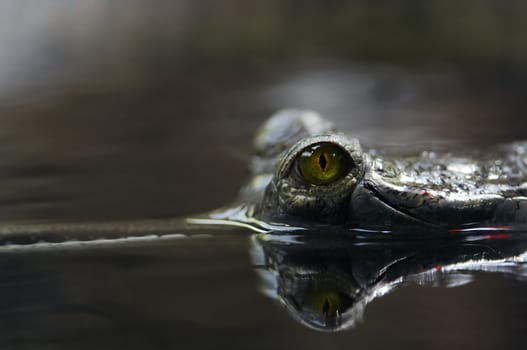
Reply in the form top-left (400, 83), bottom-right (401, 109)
top-left (278, 271), bottom-right (362, 331)
top-left (250, 234), bottom-right (391, 332)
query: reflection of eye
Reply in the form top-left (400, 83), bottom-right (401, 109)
top-left (304, 288), bottom-right (353, 320)
top-left (296, 142), bottom-right (350, 185)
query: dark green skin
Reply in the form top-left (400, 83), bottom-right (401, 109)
top-left (247, 109), bottom-right (527, 230)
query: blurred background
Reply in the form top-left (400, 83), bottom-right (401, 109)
top-left (0, 0), bottom-right (526, 221)
top-left (1, 2), bottom-right (527, 350)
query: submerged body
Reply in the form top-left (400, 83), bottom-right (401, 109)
top-left (241, 109), bottom-right (527, 230)
top-left (1, 108), bottom-right (527, 246)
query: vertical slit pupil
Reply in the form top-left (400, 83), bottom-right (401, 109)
top-left (319, 153), bottom-right (327, 171)
top-left (322, 298), bottom-right (330, 316)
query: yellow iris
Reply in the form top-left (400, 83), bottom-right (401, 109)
top-left (305, 289), bottom-right (345, 318)
top-left (297, 143), bottom-right (348, 185)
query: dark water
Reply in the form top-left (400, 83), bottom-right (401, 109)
top-left (1, 2), bottom-right (527, 349)
top-left (2, 228), bottom-right (527, 350)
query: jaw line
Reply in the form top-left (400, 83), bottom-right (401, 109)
top-left (364, 181), bottom-right (435, 226)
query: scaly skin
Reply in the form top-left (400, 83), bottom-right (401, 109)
top-left (249, 110), bottom-right (527, 230)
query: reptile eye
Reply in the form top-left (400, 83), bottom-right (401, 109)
top-left (305, 290), bottom-right (345, 319)
top-left (296, 142), bottom-right (350, 185)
